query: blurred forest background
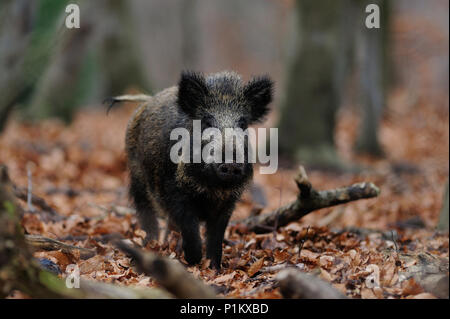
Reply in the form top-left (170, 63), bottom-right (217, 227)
top-left (0, 0), bottom-right (448, 299)
top-left (0, 0), bottom-right (448, 162)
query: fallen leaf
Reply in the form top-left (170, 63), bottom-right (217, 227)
top-left (248, 258), bottom-right (265, 277)
top-left (214, 271), bottom-right (236, 284)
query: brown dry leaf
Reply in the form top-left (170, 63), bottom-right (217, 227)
top-left (60, 214), bottom-right (86, 234)
top-left (78, 255), bottom-right (106, 274)
top-left (108, 268), bottom-right (131, 280)
top-left (254, 288), bottom-right (283, 299)
top-left (66, 248), bottom-right (81, 261)
top-left (348, 269), bottom-right (372, 280)
top-left (300, 249), bottom-right (319, 262)
top-left (381, 258), bottom-right (397, 286)
top-left (320, 268), bottom-right (334, 282)
top-left (91, 215), bottom-right (130, 235)
top-left (21, 214), bottom-right (45, 235)
top-left (235, 269), bottom-right (249, 281)
top-left (214, 271), bottom-right (236, 284)
top-left (273, 249), bottom-right (290, 263)
top-left (260, 235), bottom-right (285, 250)
top-left (319, 255), bottom-right (335, 269)
top-left (330, 262), bottom-right (346, 275)
top-left (373, 287), bottom-right (384, 299)
top-left (350, 251), bottom-right (361, 266)
top-left (247, 258), bottom-right (265, 277)
top-left (36, 250), bottom-right (73, 271)
top-left (401, 278), bottom-right (424, 296)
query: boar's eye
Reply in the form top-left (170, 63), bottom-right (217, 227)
top-left (202, 115), bottom-right (215, 128)
top-left (237, 117), bottom-right (248, 129)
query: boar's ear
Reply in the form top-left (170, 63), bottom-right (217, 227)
top-left (243, 76), bottom-right (273, 123)
top-left (177, 71), bottom-right (209, 117)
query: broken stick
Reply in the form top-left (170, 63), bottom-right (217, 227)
top-left (25, 234), bottom-right (96, 259)
top-left (115, 240), bottom-right (217, 299)
top-left (277, 268), bottom-right (347, 299)
top-left (239, 166), bottom-right (380, 233)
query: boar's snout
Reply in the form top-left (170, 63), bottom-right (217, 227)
top-left (215, 162), bottom-right (245, 181)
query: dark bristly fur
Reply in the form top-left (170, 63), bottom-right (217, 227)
top-left (126, 71), bottom-right (274, 269)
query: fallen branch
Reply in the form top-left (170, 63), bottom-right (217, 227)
top-left (238, 166), bottom-right (380, 233)
top-left (25, 234), bottom-right (96, 259)
top-left (58, 233), bottom-right (123, 244)
top-left (276, 268), bottom-right (347, 299)
top-left (115, 240), bottom-right (217, 299)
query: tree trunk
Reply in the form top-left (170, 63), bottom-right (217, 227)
top-left (25, 0), bottom-right (151, 123)
top-left (26, 1), bottom-right (95, 123)
top-left (278, 0), bottom-right (344, 167)
top-left (180, 0), bottom-right (200, 70)
top-left (0, 0), bottom-right (36, 132)
top-left (97, 0), bottom-right (151, 97)
top-left (355, 0), bottom-right (390, 156)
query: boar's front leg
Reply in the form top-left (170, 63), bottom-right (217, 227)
top-left (206, 208), bottom-right (233, 269)
top-left (169, 203), bottom-right (202, 266)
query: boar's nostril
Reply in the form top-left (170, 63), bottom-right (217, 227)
top-left (217, 163), bottom-right (244, 178)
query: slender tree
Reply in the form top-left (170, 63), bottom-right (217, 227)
top-left (355, 0), bottom-right (390, 156)
top-left (278, 0), bottom-right (345, 167)
top-left (0, 0), bottom-right (37, 131)
top-left (278, 0), bottom-right (391, 166)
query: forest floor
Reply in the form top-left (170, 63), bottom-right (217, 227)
top-left (0, 86), bottom-right (448, 299)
